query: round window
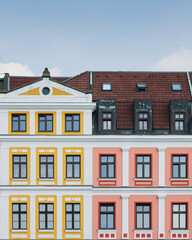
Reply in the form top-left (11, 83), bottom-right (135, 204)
top-left (42, 87), bottom-right (50, 95)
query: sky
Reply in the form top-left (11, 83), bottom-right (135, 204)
top-left (0, 0), bottom-right (192, 77)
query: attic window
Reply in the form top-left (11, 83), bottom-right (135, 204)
top-left (172, 83), bottom-right (182, 92)
top-left (42, 87), bottom-right (50, 95)
top-left (102, 83), bottom-right (112, 91)
top-left (136, 83), bottom-right (147, 92)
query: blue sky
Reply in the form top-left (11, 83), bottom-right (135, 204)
top-left (0, 0), bottom-right (192, 76)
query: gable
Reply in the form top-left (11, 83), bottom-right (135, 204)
top-left (20, 87), bottom-right (72, 96)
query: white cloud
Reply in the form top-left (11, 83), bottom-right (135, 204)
top-left (152, 48), bottom-right (192, 71)
top-left (0, 62), bottom-right (34, 76)
top-left (49, 67), bottom-right (62, 76)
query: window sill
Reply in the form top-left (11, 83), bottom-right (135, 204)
top-left (65, 178), bottom-right (82, 181)
top-left (134, 229), bottom-right (153, 233)
top-left (11, 178), bottom-right (28, 181)
top-left (134, 178), bottom-right (153, 181)
top-left (38, 229), bottom-right (54, 232)
top-left (11, 229), bottom-right (27, 232)
top-left (98, 178), bottom-right (117, 181)
top-left (97, 229), bottom-right (117, 233)
top-left (64, 229), bottom-right (81, 232)
top-left (170, 178), bottom-right (189, 181)
top-left (170, 229), bottom-right (189, 233)
top-left (38, 178), bottom-right (55, 181)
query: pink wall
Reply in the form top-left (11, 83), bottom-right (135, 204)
top-left (129, 148), bottom-right (159, 187)
top-left (165, 195), bottom-right (192, 239)
top-left (93, 148), bottom-right (122, 187)
top-left (92, 195), bottom-right (122, 239)
top-left (129, 195), bottom-right (159, 239)
top-left (165, 148), bottom-right (192, 186)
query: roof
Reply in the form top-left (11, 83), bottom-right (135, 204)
top-left (10, 76), bottom-right (70, 90)
top-left (64, 71), bottom-right (192, 130)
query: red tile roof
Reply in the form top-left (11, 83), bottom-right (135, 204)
top-left (64, 71), bottom-right (191, 130)
top-left (10, 76), bottom-right (70, 90)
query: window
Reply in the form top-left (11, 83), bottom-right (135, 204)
top-left (136, 156), bottom-right (151, 178)
top-left (102, 113), bottom-right (112, 130)
top-left (100, 203), bottom-right (115, 229)
top-left (39, 203), bottom-right (54, 229)
top-left (12, 155), bottom-right (27, 178)
top-left (172, 83), bottom-right (182, 92)
top-left (66, 155), bottom-right (81, 178)
top-left (38, 114), bottom-right (53, 132)
top-left (65, 114), bottom-right (80, 132)
top-left (174, 113), bottom-right (184, 131)
top-left (136, 204), bottom-right (151, 229)
top-left (12, 114), bottom-right (26, 132)
top-left (42, 87), bottom-right (50, 95)
top-left (12, 203), bottom-right (27, 229)
top-left (172, 156), bottom-right (187, 178)
top-left (102, 83), bottom-right (112, 91)
top-left (138, 113), bottom-right (148, 130)
top-left (39, 155), bottom-right (54, 178)
top-left (136, 83), bottom-right (147, 92)
top-left (65, 203), bottom-right (80, 230)
top-left (172, 204), bottom-right (187, 229)
top-left (100, 155), bottom-right (115, 178)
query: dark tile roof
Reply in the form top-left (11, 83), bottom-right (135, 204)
top-left (64, 71), bottom-right (191, 130)
top-left (10, 76), bottom-right (70, 90)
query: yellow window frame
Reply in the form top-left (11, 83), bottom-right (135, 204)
top-left (62, 195), bottom-right (83, 239)
top-left (8, 111), bottom-right (30, 135)
top-left (62, 112), bottom-right (83, 135)
top-left (36, 147), bottom-right (57, 185)
top-left (9, 147), bottom-right (30, 185)
top-left (35, 112), bottom-right (56, 135)
top-left (9, 195), bottom-right (30, 240)
top-left (35, 195), bottom-right (57, 239)
top-left (63, 148), bottom-right (84, 185)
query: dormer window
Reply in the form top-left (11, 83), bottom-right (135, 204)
top-left (136, 83), bottom-right (147, 92)
top-left (172, 83), bottom-right (182, 92)
top-left (102, 83), bottom-right (112, 91)
top-left (174, 113), bottom-right (184, 131)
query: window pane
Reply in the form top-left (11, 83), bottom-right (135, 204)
top-left (13, 165), bottom-right (19, 178)
top-left (21, 221), bottom-right (27, 229)
top-left (139, 121), bottom-right (143, 130)
top-left (74, 156), bottom-right (80, 162)
top-left (47, 204), bottom-right (53, 212)
top-left (175, 122), bottom-right (179, 130)
top-left (66, 204), bottom-right (72, 212)
top-left (20, 213), bottom-right (27, 221)
top-left (73, 115), bottom-right (80, 120)
top-left (144, 206), bottom-right (150, 212)
top-left (21, 156), bottom-right (27, 162)
top-left (180, 214), bottom-right (186, 228)
top-left (180, 122), bottom-right (184, 130)
top-left (12, 204), bottom-right (19, 211)
top-left (173, 213), bottom-right (179, 228)
top-left (74, 204), bottom-right (80, 212)
top-left (100, 206), bottom-right (107, 212)
top-left (108, 206), bottom-right (114, 212)
top-left (21, 164), bottom-right (27, 178)
top-left (144, 156), bottom-right (150, 163)
top-left (103, 121), bottom-right (107, 130)
top-left (66, 213), bottom-right (72, 221)
top-left (47, 115), bottom-right (53, 120)
top-left (136, 206), bottom-right (143, 211)
top-left (144, 213), bottom-right (150, 228)
top-left (47, 213), bottom-right (53, 221)
top-left (74, 213), bottom-right (80, 221)
top-left (101, 156), bottom-right (107, 163)
top-left (48, 164), bottom-right (54, 178)
top-left (180, 164), bottom-right (186, 178)
top-left (12, 122), bottom-right (19, 131)
top-left (108, 156), bottom-right (114, 163)
top-left (173, 165), bottom-right (179, 178)
top-left (74, 164), bottom-right (80, 178)
top-left (67, 164), bottom-right (73, 178)
top-left (47, 121), bottom-right (53, 131)
top-left (108, 121), bottom-right (112, 130)
top-left (39, 214), bottom-right (45, 221)
top-left (173, 156), bottom-right (179, 163)
top-left (180, 204), bottom-right (186, 211)
top-left (173, 204), bottom-right (179, 212)
top-left (73, 121), bottom-right (80, 131)
top-left (20, 121), bottom-right (26, 131)
top-left (66, 221), bottom-right (72, 229)
top-left (40, 156), bottom-right (46, 162)
top-left (12, 213), bottom-right (19, 221)
top-left (74, 221), bottom-right (80, 229)
top-left (21, 204), bottom-right (27, 212)
top-left (39, 204), bottom-right (45, 212)
top-left (12, 221), bottom-right (19, 229)
top-left (39, 221), bottom-right (45, 229)
top-left (144, 121), bottom-right (148, 130)
top-left (39, 121), bottom-right (45, 131)
top-left (137, 213), bottom-right (143, 228)
top-left (108, 214), bottom-right (114, 228)
top-left (144, 164), bottom-right (150, 178)
top-left (40, 164), bottom-right (46, 178)
top-left (66, 121), bottom-right (72, 131)
top-left (100, 214), bottom-right (106, 228)
top-left (137, 156), bottom-right (143, 163)
top-left (180, 156), bottom-right (186, 163)
top-left (137, 164), bottom-right (143, 178)
top-left (101, 165), bottom-right (107, 178)
top-left (67, 156), bottom-right (73, 162)
top-left (48, 156), bottom-right (54, 162)
top-left (108, 164), bottom-right (114, 178)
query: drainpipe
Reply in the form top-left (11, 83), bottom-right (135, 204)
top-left (187, 72), bottom-right (192, 98)
top-left (89, 71), bottom-right (93, 86)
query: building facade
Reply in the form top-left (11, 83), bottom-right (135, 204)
top-left (0, 69), bottom-right (192, 239)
